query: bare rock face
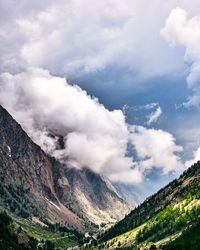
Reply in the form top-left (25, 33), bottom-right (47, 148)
top-left (58, 167), bottom-right (131, 225)
top-left (112, 182), bottom-right (144, 207)
top-left (0, 105), bottom-right (130, 231)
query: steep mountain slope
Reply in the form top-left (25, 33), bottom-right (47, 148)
top-left (0, 211), bottom-right (38, 250)
top-left (96, 161), bottom-right (200, 249)
top-left (112, 182), bottom-right (144, 207)
top-left (0, 105), bottom-right (130, 232)
top-left (60, 167), bottom-right (131, 225)
top-left (162, 221), bottom-right (200, 250)
top-left (0, 209), bottom-right (81, 250)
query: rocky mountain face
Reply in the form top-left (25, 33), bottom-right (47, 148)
top-left (112, 182), bottom-right (144, 207)
top-left (59, 167), bottom-right (131, 226)
top-left (97, 161), bottom-right (200, 249)
top-left (0, 105), bottom-right (130, 232)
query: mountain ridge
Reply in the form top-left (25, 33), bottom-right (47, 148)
top-left (0, 104), bottom-right (131, 232)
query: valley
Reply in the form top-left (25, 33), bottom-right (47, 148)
top-left (0, 104), bottom-right (200, 249)
top-left (1, 1), bottom-right (200, 249)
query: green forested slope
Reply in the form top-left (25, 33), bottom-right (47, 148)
top-left (163, 221), bottom-right (200, 250)
top-left (0, 211), bottom-right (38, 250)
top-left (0, 210), bottom-right (81, 250)
top-left (94, 162), bottom-right (200, 249)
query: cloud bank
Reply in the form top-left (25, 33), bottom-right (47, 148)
top-left (162, 7), bottom-right (200, 108)
top-left (1, 0), bottom-right (192, 81)
top-left (1, 1), bottom-right (195, 184)
top-left (0, 68), bottom-right (184, 183)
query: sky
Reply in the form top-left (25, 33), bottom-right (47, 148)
top-left (1, 0), bottom-right (200, 197)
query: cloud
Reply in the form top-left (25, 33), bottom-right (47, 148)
top-left (0, 0), bottom-right (134, 75)
top-left (123, 103), bottom-right (162, 126)
top-left (161, 7), bottom-right (200, 108)
top-left (129, 126), bottom-right (184, 174)
top-left (0, 68), bottom-right (184, 184)
top-left (0, 0), bottom-right (190, 82)
top-left (0, 1), bottom-right (192, 185)
top-left (147, 106), bottom-right (162, 125)
top-left (185, 146), bottom-right (200, 168)
top-left (0, 68), bottom-right (139, 183)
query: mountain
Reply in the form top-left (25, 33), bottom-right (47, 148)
top-left (0, 105), bottom-right (130, 233)
top-left (0, 210), bottom-right (82, 250)
top-left (112, 182), bottom-right (144, 207)
top-left (0, 211), bottom-right (38, 250)
top-left (58, 166), bottom-right (131, 226)
top-left (94, 161), bottom-right (200, 249)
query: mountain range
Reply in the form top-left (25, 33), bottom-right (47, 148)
top-left (0, 104), bottom-right (200, 250)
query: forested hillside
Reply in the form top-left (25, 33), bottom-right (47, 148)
top-left (90, 161), bottom-right (200, 249)
top-left (0, 211), bottom-right (38, 250)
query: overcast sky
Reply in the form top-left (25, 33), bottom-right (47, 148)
top-left (1, 0), bottom-right (200, 196)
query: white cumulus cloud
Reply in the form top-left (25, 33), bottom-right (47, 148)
top-left (0, 68), bottom-right (184, 184)
top-left (129, 126), bottom-right (184, 175)
top-left (161, 7), bottom-right (200, 108)
top-left (185, 146), bottom-right (200, 168)
top-left (0, 1), bottom-right (192, 185)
